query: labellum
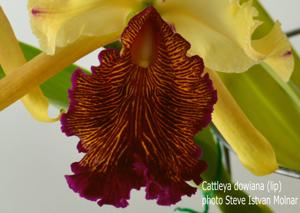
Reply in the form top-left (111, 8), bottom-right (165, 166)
top-left (61, 7), bottom-right (217, 207)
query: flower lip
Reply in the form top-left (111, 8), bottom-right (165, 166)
top-left (130, 20), bottom-right (156, 68)
top-left (61, 6), bottom-right (216, 208)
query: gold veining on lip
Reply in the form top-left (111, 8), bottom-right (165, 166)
top-left (64, 5), bottom-right (216, 179)
top-left (61, 6), bottom-right (216, 207)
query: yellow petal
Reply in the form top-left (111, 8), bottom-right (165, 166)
top-left (28, 0), bottom-right (142, 54)
top-left (0, 7), bottom-right (58, 122)
top-left (207, 68), bottom-right (278, 175)
top-left (154, 0), bottom-right (294, 82)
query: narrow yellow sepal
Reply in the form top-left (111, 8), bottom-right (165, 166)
top-left (0, 7), bottom-right (59, 122)
top-left (0, 34), bottom-right (118, 111)
top-left (208, 69), bottom-right (278, 176)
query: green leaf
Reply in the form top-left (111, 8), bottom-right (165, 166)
top-left (174, 207), bottom-right (201, 213)
top-left (0, 66), bottom-right (4, 79)
top-left (104, 40), bottom-right (122, 50)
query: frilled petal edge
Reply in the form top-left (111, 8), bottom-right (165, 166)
top-left (154, 0), bottom-right (294, 82)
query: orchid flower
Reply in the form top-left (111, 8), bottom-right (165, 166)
top-left (0, 0), bottom-right (295, 188)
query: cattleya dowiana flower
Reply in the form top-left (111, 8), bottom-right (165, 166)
top-left (30, 0), bottom-right (295, 175)
top-left (0, 0), bottom-right (296, 195)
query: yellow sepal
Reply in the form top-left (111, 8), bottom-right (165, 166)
top-left (0, 34), bottom-right (118, 111)
top-left (0, 7), bottom-right (59, 122)
top-left (208, 68), bottom-right (278, 175)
